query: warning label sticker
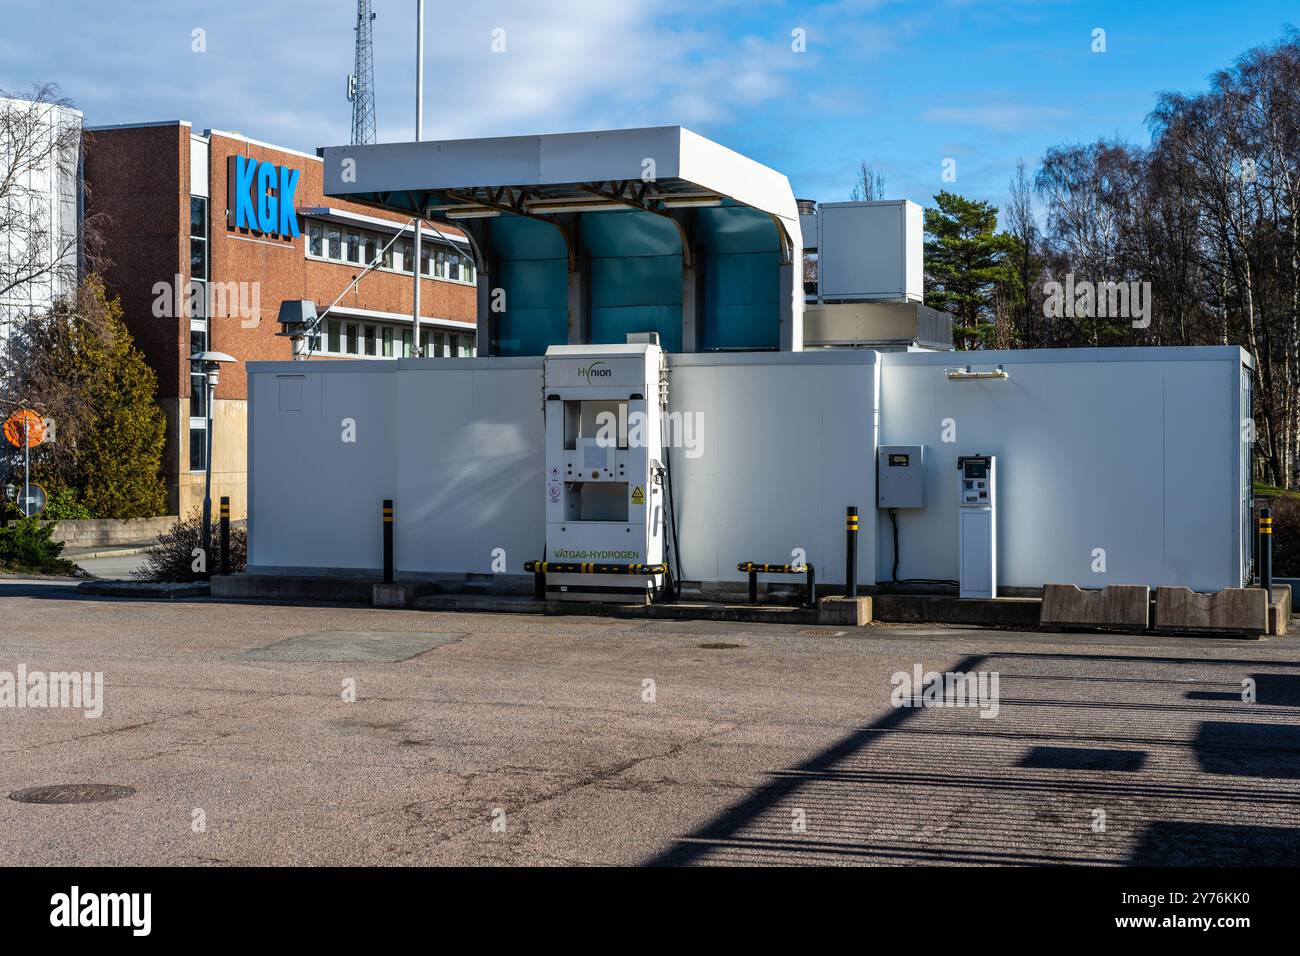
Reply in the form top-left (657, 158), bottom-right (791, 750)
top-left (631, 485), bottom-right (645, 505)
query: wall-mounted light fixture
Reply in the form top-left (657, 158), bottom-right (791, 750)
top-left (945, 365), bottom-right (1009, 381)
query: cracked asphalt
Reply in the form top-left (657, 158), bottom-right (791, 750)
top-left (1, 576), bottom-right (1298, 866)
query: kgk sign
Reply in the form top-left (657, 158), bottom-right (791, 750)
top-left (227, 155), bottom-right (301, 238)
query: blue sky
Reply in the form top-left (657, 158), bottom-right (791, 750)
top-left (1, 0), bottom-right (1295, 216)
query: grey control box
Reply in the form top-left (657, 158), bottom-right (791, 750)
top-left (877, 445), bottom-right (925, 508)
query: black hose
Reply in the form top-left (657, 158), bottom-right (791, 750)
top-left (890, 506), bottom-right (956, 587)
top-left (890, 507), bottom-right (900, 582)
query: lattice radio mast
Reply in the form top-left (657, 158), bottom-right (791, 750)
top-left (346, 0), bottom-right (378, 145)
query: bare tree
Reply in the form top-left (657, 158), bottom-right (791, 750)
top-left (849, 160), bottom-right (887, 201)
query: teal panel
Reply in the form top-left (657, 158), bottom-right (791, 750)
top-left (703, 251), bottom-right (780, 350)
top-left (695, 205), bottom-right (781, 254)
top-left (591, 306), bottom-right (682, 353)
top-left (497, 309), bottom-right (568, 356)
top-left (490, 215), bottom-right (568, 260)
top-left (498, 257), bottom-right (567, 356)
top-left (582, 210), bottom-right (681, 257)
top-left (589, 256), bottom-right (682, 308)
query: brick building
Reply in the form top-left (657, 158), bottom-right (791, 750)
top-left (82, 121), bottom-right (478, 518)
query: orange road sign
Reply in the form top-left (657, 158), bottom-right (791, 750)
top-left (3, 409), bottom-right (45, 448)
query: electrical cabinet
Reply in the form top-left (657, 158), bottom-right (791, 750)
top-left (878, 445), bottom-right (925, 509)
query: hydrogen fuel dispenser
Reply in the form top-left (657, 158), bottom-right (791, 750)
top-left (958, 455), bottom-right (997, 598)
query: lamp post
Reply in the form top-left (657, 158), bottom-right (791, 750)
top-left (190, 351), bottom-right (236, 571)
top-left (412, 0), bottom-right (424, 356)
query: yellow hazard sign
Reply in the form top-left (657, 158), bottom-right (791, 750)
top-left (631, 485), bottom-right (645, 505)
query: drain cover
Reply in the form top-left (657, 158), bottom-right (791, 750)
top-left (8, 784), bottom-right (136, 805)
top-left (697, 642), bottom-right (745, 650)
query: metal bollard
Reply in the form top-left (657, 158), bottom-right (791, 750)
top-left (805, 563), bottom-right (817, 608)
top-left (382, 499), bottom-right (394, 584)
top-left (748, 565), bottom-right (759, 605)
top-left (219, 496), bottom-right (230, 576)
top-left (845, 506), bottom-right (859, 599)
top-left (1259, 506), bottom-right (1272, 595)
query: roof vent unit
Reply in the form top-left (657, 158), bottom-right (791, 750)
top-left (815, 200), bottom-right (922, 303)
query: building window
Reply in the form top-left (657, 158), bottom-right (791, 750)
top-left (401, 329), bottom-right (412, 357)
top-left (326, 225), bottom-right (341, 259)
top-left (420, 243), bottom-right (431, 276)
top-left (308, 222), bottom-right (323, 257)
top-left (382, 239), bottom-right (393, 269)
top-left (447, 252), bottom-right (460, 282)
top-left (382, 327), bottom-right (393, 357)
top-left (189, 426), bottom-right (206, 472)
top-left (364, 324), bottom-right (376, 356)
top-left (346, 323), bottom-right (359, 354)
top-left (463, 258), bottom-right (476, 284)
top-left (364, 235), bottom-right (378, 266)
top-left (327, 319), bottom-right (341, 353)
top-left (345, 232), bottom-right (361, 264)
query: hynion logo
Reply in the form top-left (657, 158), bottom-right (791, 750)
top-left (577, 360), bottom-right (613, 381)
top-left (226, 155), bottom-right (301, 239)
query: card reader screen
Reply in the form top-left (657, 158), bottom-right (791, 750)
top-left (888, 454), bottom-right (910, 466)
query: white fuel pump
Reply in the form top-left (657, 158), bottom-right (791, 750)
top-left (541, 343), bottom-right (666, 602)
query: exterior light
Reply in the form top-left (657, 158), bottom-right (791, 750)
top-left (945, 365), bottom-right (1009, 381)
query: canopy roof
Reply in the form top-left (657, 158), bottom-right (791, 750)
top-left (319, 126), bottom-right (801, 252)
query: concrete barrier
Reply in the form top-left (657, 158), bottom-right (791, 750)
top-left (1155, 587), bottom-right (1269, 635)
top-left (1269, 584), bottom-right (1292, 636)
top-left (1040, 584), bottom-right (1150, 631)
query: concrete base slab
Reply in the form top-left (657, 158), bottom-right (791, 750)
top-left (872, 594), bottom-right (1041, 628)
top-left (1155, 587), bottom-right (1269, 635)
top-left (76, 580), bottom-right (209, 600)
top-left (1040, 583), bottom-right (1149, 631)
top-left (211, 574), bottom-right (373, 604)
top-left (817, 596), bottom-right (873, 626)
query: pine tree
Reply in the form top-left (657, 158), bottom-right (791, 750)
top-left (6, 277), bottom-right (167, 518)
top-left (923, 191), bottom-right (1018, 349)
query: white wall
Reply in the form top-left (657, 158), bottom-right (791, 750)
top-left (247, 346), bottom-right (1248, 593)
top-left (249, 358), bottom-right (543, 576)
top-left (393, 361), bottom-right (544, 576)
top-left (876, 347), bottom-right (1249, 591)
top-left (249, 363), bottom-right (398, 573)
top-left (669, 351), bottom-right (879, 586)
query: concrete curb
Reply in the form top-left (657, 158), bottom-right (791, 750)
top-left (68, 546), bottom-right (153, 560)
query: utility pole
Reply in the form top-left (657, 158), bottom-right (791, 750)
top-left (412, 0), bottom-right (425, 355)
